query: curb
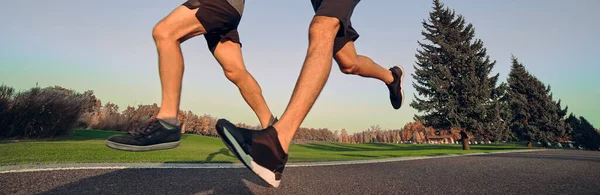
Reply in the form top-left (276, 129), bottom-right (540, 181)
top-left (0, 149), bottom-right (547, 174)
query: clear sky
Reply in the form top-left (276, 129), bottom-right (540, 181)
top-left (1, 0), bottom-right (598, 133)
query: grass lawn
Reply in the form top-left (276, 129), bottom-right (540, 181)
top-left (0, 129), bottom-right (530, 166)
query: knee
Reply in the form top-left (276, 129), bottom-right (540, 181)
top-left (339, 60), bottom-right (359, 75)
top-left (152, 22), bottom-right (175, 42)
top-left (224, 68), bottom-right (248, 84)
top-left (337, 55), bottom-right (367, 75)
top-left (308, 16), bottom-right (340, 38)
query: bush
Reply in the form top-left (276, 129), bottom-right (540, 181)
top-left (0, 85), bottom-right (90, 139)
top-left (0, 85), bottom-right (15, 136)
top-left (82, 103), bottom-right (161, 132)
top-left (87, 111), bottom-right (130, 131)
top-left (0, 85), bottom-right (13, 111)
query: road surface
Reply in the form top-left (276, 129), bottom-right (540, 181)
top-left (1, 150), bottom-right (598, 195)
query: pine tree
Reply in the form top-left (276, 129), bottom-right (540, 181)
top-left (507, 57), bottom-right (535, 145)
top-left (484, 82), bottom-right (511, 142)
top-left (543, 89), bottom-right (568, 142)
top-left (554, 100), bottom-right (570, 142)
top-left (566, 114), bottom-right (600, 150)
top-left (507, 56), bottom-right (567, 145)
top-left (411, 0), bottom-right (500, 150)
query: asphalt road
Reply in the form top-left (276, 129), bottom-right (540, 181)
top-left (1, 150), bottom-right (599, 195)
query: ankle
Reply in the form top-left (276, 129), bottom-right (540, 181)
top-left (385, 70), bottom-right (395, 84)
top-left (273, 124), bottom-right (293, 153)
top-left (156, 115), bottom-right (179, 126)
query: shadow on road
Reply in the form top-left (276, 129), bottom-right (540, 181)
top-left (40, 168), bottom-right (269, 195)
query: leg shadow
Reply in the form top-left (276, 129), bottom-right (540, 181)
top-left (41, 168), bottom-right (269, 195)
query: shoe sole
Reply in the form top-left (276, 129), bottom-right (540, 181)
top-left (105, 140), bottom-right (180, 152)
top-left (216, 119), bottom-right (281, 188)
top-left (390, 66), bottom-right (405, 109)
top-left (398, 66), bottom-right (405, 107)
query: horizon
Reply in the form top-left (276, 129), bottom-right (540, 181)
top-left (1, 0), bottom-right (598, 133)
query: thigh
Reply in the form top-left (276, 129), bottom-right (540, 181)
top-left (189, 0), bottom-right (243, 52)
top-left (311, 0), bottom-right (360, 36)
top-left (155, 5), bottom-right (207, 42)
top-left (311, 0), bottom-right (361, 53)
top-left (333, 25), bottom-right (359, 54)
top-left (204, 29), bottom-right (242, 53)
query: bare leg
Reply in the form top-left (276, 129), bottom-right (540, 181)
top-left (334, 41), bottom-right (394, 84)
top-left (212, 40), bottom-right (274, 128)
top-left (272, 16), bottom-right (341, 152)
top-left (152, 6), bottom-right (207, 124)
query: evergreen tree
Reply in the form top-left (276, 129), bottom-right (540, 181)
top-left (566, 114), bottom-right (600, 150)
top-left (507, 56), bottom-right (567, 145)
top-left (411, 0), bottom-right (500, 150)
top-left (556, 100), bottom-right (570, 141)
top-left (543, 89), bottom-right (568, 142)
top-left (484, 82), bottom-right (511, 142)
top-left (506, 57), bottom-right (531, 141)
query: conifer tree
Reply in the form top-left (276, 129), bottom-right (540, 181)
top-left (507, 56), bottom-right (567, 146)
top-left (412, 0), bottom-right (501, 150)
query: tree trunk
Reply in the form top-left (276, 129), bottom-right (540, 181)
top-left (527, 141), bottom-right (532, 148)
top-left (460, 130), bottom-right (470, 150)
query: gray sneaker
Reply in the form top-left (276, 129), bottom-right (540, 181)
top-left (106, 119), bottom-right (181, 152)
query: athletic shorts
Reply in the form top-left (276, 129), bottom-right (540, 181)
top-left (310, 0), bottom-right (361, 54)
top-left (182, 0), bottom-right (244, 53)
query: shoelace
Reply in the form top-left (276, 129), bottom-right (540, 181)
top-left (129, 119), bottom-right (160, 137)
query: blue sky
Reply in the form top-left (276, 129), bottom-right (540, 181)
top-left (1, 0), bottom-right (598, 132)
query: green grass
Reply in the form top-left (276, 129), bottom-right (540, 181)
top-left (0, 130), bottom-right (529, 166)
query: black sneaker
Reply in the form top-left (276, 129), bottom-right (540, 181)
top-left (105, 118), bottom-right (181, 152)
top-left (387, 66), bottom-right (405, 109)
top-left (215, 119), bottom-right (288, 188)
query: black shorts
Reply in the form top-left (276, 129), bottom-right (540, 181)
top-left (182, 0), bottom-right (244, 53)
top-left (311, 0), bottom-right (361, 54)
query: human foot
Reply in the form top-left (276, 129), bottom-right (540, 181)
top-left (106, 118), bottom-right (181, 151)
top-left (215, 119), bottom-right (288, 187)
top-left (387, 66), bottom-right (405, 109)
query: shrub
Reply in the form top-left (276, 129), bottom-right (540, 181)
top-left (84, 103), bottom-right (161, 132)
top-left (0, 85), bottom-right (13, 111)
top-left (1, 85), bottom-right (90, 138)
top-left (0, 85), bottom-right (15, 136)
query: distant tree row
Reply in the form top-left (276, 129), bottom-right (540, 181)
top-left (76, 95), bottom-right (339, 143)
top-left (336, 122), bottom-right (463, 144)
top-left (0, 81), bottom-right (597, 150)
